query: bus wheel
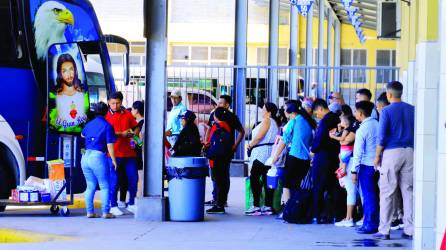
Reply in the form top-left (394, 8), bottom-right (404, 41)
top-left (0, 164), bottom-right (14, 212)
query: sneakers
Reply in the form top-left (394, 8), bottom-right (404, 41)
top-left (102, 213), bottom-right (116, 219)
top-left (110, 206), bottom-right (124, 216)
top-left (391, 219), bottom-right (404, 230)
top-left (127, 205), bottom-right (136, 214)
top-left (204, 200), bottom-right (215, 207)
top-left (335, 219), bottom-right (355, 227)
top-left (118, 201), bottom-right (127, 209)
top-left (245, 206), bottom-right (262, 216)
top-left (356, 219), bottom-right (364, 226)
top-left (261, 206), bottom-right (274, 215)
top-left (206, 205), bottom-right (225, 214)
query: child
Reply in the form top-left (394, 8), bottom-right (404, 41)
top-left (330, 114), bottom-right (358, 227)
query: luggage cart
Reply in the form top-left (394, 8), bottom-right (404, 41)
top-left (0, 135), bottom-right (76, 216)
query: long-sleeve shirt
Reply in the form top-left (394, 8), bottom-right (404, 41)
top-left (166, 102), bottom-right (187, 135)
top-left (352, 117), bottom-right (379, 172)
top-left (282, 115), bottom-right (313, 160)
top-left (311, 111), bottom-right (340, 156)
top-left (378, 102), bottom-right (415, 150)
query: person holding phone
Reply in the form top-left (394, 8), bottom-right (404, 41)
top-left (106, 92), bottom-right (140, 216)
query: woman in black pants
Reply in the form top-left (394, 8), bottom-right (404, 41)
top-left (245, 103), bottom-right (280, 216)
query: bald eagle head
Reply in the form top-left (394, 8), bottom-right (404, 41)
top-left (34, 1), bottom-right (74, 60)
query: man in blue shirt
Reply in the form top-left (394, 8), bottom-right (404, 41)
top-left (352, 101), bottom-right (380, 234)
top-left (373, 81), bottom-right (415, 240)
top-left (166, 88), bottom-right (187, 146)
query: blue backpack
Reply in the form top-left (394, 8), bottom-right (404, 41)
top-left (205, 124), bottom-right (232, 160)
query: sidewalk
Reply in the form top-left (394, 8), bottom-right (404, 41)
top-left (0, 177), bottom-right (412, 250)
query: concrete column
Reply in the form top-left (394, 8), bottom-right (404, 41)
top-left (333, 20), bottom-right (341, 92)
top-left (233, 0), bottom-right (247, 160)
top-left (413, 0), bottom-right (440, 248)
top-left (317, 0), bottom-right (325, 98)
top-left (136, 0), bottom-right (168, 221)
top-left (305, 4), bottom-right (313, 96)
top-left (436, 0), bottom-right (446, 248)
top-left (289, 3), bottom-right (299, 100)
top-left (268, 0), bottom-right (279, 103)
top-left (326, 13), bottom-right (333, 99)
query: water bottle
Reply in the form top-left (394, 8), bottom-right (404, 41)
top-left (133, 135), bottom-right (143, 147)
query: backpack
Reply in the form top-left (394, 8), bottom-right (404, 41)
top-left (282, 169), bottom-right (312, 224)
top-left (282, 189), bottom-right (311, 224)
top-left (205, 124), bottom-right (232, 160)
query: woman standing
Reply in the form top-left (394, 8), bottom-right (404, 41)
top-left (81, 102), bottom-right (117, 218)
top-left (172, 110), bottom-right (202, 156)
top-left (245, 103), bottom-right (280, 216)
top-left (271, 101), bottom-right (317, 203)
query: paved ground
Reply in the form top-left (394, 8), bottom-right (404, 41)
top-left (0, 177), bottom-right (412, 250)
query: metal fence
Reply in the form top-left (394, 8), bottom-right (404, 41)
top-left (116, 65), bottom-right (400, 139)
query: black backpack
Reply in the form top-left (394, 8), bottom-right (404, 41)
top-left (205, 124), bottom-right (232, 160)
top-left (282, 170), bottom-right (312, 224)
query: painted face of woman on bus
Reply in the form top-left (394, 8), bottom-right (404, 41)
top-left (61, 61), bottom-right (75, 87)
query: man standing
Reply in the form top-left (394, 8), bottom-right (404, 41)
top-left (204, 95), bottom-right (245, 208)
top-left (351, 101), bottom-right (380, 234)
top-left (166, 88), bottom-right (187, 146)
top-left (106, 92), bottom-right (140, 216)
top-left (373, 81), bottom-right (415, 240)
top-left (310, 99), bottom-right (342, 224)
top-left (356, 88), bottom-right (379, 120)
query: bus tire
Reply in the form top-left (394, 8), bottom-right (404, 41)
top-left (0, 148), bottom-right (16, 212)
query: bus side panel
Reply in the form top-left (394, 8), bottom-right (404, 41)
top-left (0, 67), bottom-right (46, 178)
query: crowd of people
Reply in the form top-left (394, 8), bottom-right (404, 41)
top-left (79, 80), bottom-right (414, 241)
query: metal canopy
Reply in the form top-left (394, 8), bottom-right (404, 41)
top-left (254, 0), bottom-right (378, 30)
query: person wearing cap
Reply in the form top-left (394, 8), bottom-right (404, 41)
top-left (166, 88), bottom-right (187, 146)
top-left (172, 110), bottom-right (202, 157)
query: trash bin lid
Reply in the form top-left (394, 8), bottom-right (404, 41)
top-left (167, 157), bottom-right (209, 168)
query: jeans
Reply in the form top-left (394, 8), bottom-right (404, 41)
top-left (211, 157), bottom-right (231, 207)
top-left (81, 150), bottom-right (110, 214)
top-left (359, 164), bottom-right (379, 231)
top-left (109, 157), bottom-right (138, 207)
top-left (344, 160), bottom-right (358, 206)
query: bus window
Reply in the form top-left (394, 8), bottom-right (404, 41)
top-left (84, 53), bottom-right (107, 105)
top-left (0, 0), bottom-right (23, 65)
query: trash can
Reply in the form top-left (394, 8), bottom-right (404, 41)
top-left (166, 157), bottom-right (209, 221)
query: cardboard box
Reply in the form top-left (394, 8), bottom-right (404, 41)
top-left (40, 193), bottom-right (51, 203)
top-left (49, 180), bottom-right (66, 201)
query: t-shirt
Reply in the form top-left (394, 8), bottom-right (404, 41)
top-left (378, 102), bottom-right (415, 149)
top-left (55, 92), bottom-right (87, 129)
top-left (81, 117), bottom-right (116, 153)
top-left (208, 109), bottom-right (243, 144)
top-left (105, 109), bottom-right (139, 158)
top-left (311, 112), bottom-right (340, 156)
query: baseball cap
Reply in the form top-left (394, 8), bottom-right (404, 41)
top-left (170, 88), bottom-right (182, 98)
top-left (178, 110), bottom-right (196, 122)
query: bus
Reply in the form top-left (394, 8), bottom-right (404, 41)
top-left (0, 0), bottom-right (129, 210)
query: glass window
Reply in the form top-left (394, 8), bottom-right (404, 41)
top-left (341, 49), bottom-right (367, 83)
top-left (279, 48), bottom-right (288, 65)
top-left (130, 55), bottom-right (141, 65)
top-left (191, 47), bottom-right (208, 60)
top-left (257, 48), bottom-right (268, 65)
top-left (172, 46), bottom-right (189, 60)
top-left (211, 47), bottom-right (228, 60)
top-left (0, 1), bottom-right (18, 65)
top-left (376, 50), bottom-right (396, 83)
top-left (299, 48), bottom-right (306, 65)
top-left (110, 55), bottom-right (123, 65)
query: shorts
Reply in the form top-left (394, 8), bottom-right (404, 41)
top-left (340, 150), bottom-right (353, 164)
top-left (283, 154), bottom-right (310, 189)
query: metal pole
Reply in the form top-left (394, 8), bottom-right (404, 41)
top-left (317, 0), bottom-right (325, 98)
top-left (326, 13), bottom-right (333, 99)
top-left (233, 0), bottom-right (247, 160)
top-left (268, 0), bottom-right (279, 103)
top-left (305, 4), bottom-right (313, 96)
top-left (137, 0), bottom-right (167, 221)
top-left (334, 20), bottom-right (341, 92)
top-left (289, 3), bottom-right (299, 100)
